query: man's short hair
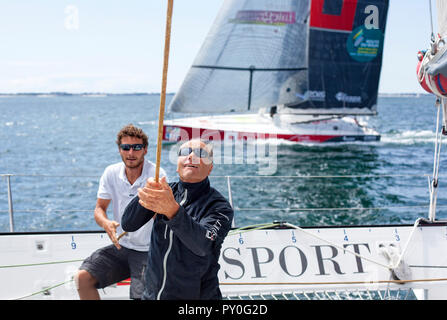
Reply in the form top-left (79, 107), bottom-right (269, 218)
top-left (116, 124), bottom-right (149, 147)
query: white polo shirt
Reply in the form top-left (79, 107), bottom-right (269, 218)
top-left (97, 159), bottom-right (167, 251)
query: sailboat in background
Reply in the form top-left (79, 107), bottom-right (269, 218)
top-left (7, 0), bottom-right (447, 301)
top-left (162, 0), bottom-right (389, 144)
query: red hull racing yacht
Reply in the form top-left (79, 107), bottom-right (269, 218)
top-left (163, 0), bottom-right (389, 144)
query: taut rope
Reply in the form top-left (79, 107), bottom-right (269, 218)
top-left (118, 0), bottom-right (174, 243)
top-left (155, 0), bottom-right (174, 182)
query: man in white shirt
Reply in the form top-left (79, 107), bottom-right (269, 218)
top-left (75, 124), bottom-right (167, 300)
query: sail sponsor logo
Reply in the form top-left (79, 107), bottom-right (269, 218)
top-left (297, 90), bottom-right (326, 101)
top-left (347, 25), bottom-right (383, 62)
top-left (335, 92), bottom-right (361, 104)
top-left (230, 10), bottom-right (296, 26)
top-left (347, 5), bottom-right (384, 62)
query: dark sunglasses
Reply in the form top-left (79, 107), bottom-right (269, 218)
top-left (178, 147), bottom-right (210, 158)
top-left (120, 144), bottom-right (145, 151)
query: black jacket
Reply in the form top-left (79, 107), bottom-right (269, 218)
top-left (121, 177), bottom-right (234, 300)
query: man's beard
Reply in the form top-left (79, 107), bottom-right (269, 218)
top-left (122, 155), bottom-right (144, 169)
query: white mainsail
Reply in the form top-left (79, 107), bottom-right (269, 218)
top-left (170, 0), bottom-right (309, 113)
top-left (169, 0), bottom-right (389, 116)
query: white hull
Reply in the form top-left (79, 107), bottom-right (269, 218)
top-left (161, 113), bottom-right (380, 144)
top-left (2, 220), bottom-right (447, 300)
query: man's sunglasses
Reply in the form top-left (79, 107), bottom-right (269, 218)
top-left (120, 144), bottom-right (145, 151)
top-left (178, 147), bottom-right (210, 158)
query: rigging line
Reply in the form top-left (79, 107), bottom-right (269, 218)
top-left (1, 173), bottom-right (435, 179)
top-left (219, 277), bottom-right (447, 286)
top-left (391, 218), bottom-right (423, 276)
top-left (0, 209), bottom-right (93, 213)
top-left (282, 222), bottom-right (394, 270)
top-left (4, 204), bottom-right (442, 215)
top-left (234, 204), bottom-right (443, 212)
top-left (0, 173), bottom-right (100, 178)
top-left (227, 222), bottom-right (280, 236)
top-left (285, 219), bottom-right (424, 271)
top-left (210, 174), bottom-right (433, 179)
top-left (0, 258), bottom-right (84, 269)
top-left (429, 99), bottom-right (443, 221)
top-left (435, 101), bottom-right (444, 179)
top-left (117, 0), bottom-right (174, 243)
top-left (236, 221), bottom-right (399, 274)
top-left (13, 279), bottom-right (74, 300)
top-left (429, 0), bottom-right (435, 41)
top-left (231, 222), bottom-right (279, 230)
top-left (155, 0), bottom-right (174, 183)
top-left (432, 99), bottom-right (441, 183)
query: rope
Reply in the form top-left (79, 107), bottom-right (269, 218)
top-left (388, 218), bottom-right (422, 270)
top-left (429, 99), bottom-right (443, 220)
top-left (0, 220), bottom-right (438, 298)
top-left (429, 0), bottom-right (435, 42)
top-left (282, 222), bottom-right (392, 270)
top-left (155, 0), bottom-right (174, 183)
top-left (227, 223), bottom-right (280, 238)
top-left (116, 231), bottom-right (126, 241)
top-left (287, 219), bottom-right (425, 271)
top-left (227, 222), bottom-right (391, 269)
top-left (234, 204), bottom-right (439, 212)
top-left (0, 174), bottom-right (100, 178)
top-left (227, 219), bottom-right (423, 271)
top-left (15, 276), bottom-right (447, 300)
top-left (0, 173), bottom-right (440, 179)
top-left (13, 279), bottom-right (74, 300)
top-left (220, 277), bottom-right (447, 287)
top-left (211, 174), bottom-right (433, 179)
top-left (2, 204), bottom-right (434, 215)
top-left (0, 258), bottom-right (84, 269)
top-left (117, 0), bottom-right (174, 242)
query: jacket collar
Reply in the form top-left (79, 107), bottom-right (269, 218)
top-left (177, 177), bottom-right (210, 204)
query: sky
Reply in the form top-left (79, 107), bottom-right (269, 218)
top-left (0, 1), bottom-right (439, 94)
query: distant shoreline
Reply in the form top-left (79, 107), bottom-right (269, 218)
top-left (378, 92), bottom-right (431, 98)
top-left (0, 92), bottom-right (429, 98)
top-left (0, 92), bottom-right (175, 97)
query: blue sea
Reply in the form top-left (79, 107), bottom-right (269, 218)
top-left (1, 94), bottom-right (446, 232)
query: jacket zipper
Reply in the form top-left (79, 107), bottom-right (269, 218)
top-left (157, 188), bottom-right (187, 300)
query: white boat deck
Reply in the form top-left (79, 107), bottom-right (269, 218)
top-left (2, 220), bottom-right (447, 300)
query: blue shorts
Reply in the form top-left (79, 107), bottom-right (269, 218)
top-left (79, 244), bottom-right (147, 299)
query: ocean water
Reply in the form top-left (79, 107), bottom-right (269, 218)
top-left (1, 94), bottom-right (446, 232)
